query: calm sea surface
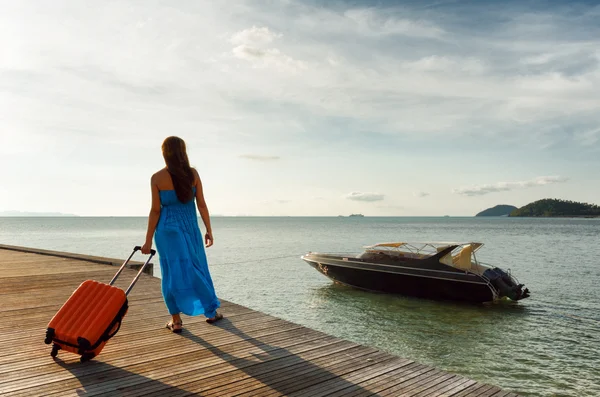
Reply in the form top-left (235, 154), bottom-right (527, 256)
top-left (1, 216), bottom-right (599, 396)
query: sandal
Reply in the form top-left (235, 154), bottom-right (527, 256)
top-left (206, 312), bottom-right (223, 324)
top-left (166, 320), bottom-right (183, 333)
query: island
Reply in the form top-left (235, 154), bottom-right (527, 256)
top-left (509, 199), bottom-right (600, 218)
top-left (348, 214), bottom-right (365, 217)
top-left (475, 205), bottom-right (517, 217)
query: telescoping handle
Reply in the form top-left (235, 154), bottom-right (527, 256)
top-left (109, 246), bottom-right (156, 296)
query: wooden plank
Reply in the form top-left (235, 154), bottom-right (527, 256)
top-left (488, 392), bottom-right (512, 397)
top-left (0, 308), bottom-right (271, 368)
top-left (476, 386), bottom-right (505, 397)
top-left (0, 247), bottom-right (520, 397)
top-left (152, 345), bottom-right (385, 397)
top-left (256, 358), bottom-right (416, 397)
top-left (89, 338), bottom-right (353, 397)
top-left (4, 328), bottom-right (338, 396)
top-left (454, 383), bottom-right (496, 397)
top-left (0, 244), bottom-right (154, 276)
top-left (398, 373), bottom-right (461, 396)
top-left (203, 350), bottom-right (401, 397)
top-left (318, 363), bottom-right (423, 397)
top-left (417, 377), bottom-right (475, 397)
top-left (0, 317), bottom-right (307, 386)
top-left (0, 299), bottom-right (244, 344)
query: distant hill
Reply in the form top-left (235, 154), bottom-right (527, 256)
top-left (509, 199), bottom-right (600, 217)
top-left (476, 205), bottom-right (517, 217)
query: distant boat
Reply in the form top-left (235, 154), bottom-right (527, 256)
top-left (348, 214), bottom-right (364, 217)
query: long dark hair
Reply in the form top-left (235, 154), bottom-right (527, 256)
top-left (161, 136), bottom-right (194, 203)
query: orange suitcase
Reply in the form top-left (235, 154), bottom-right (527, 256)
top-left (44, 246), bottom-right (155, 362)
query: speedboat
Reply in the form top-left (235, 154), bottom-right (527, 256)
top-left (301, 242), bottom-right (530, 304)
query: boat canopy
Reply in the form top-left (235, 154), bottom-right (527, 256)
top-left (364, 241), bottom-right (484, 253)
top-left (363, 241), bottom-right (487, 272)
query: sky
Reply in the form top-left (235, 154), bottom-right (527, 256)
top-left (1, 0), bottom-right (599, 216)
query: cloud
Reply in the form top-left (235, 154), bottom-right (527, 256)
top-left (231, 45), bottom-right (305, 72)
top-left (229, 26), bottom-right (305, 72)
top-left (453, 176), bottom-right (569, 196)
top-left (345, 192), bottom-right (385, 202)
top-left (239, 154), bottom-right (280, 161)
top-left (413, 191), bottom-right (430, 198)
top-left (574, 127), bottom-right (600, 147)
top-left (343, 8), bottom-right (445, 39)
top-left (405, 55), bottom-right (487, 74)
top-left (230, 26), bottom-right (282, 46)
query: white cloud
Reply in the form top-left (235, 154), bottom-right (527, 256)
top-left (345, 192), bottom-right (385, 202)
top-left (574, 127), bottom-right (600, 147)
top-left (405, 56), bottom-right (487, 74)
top-left (343, 8), bottom-right (444, 39)
top-left (230, 26), bottom-right (282, 46)
top-left (453, 176), bottom-right (569, 196)
top-left (413, 191), bottom-right (430, 198)
top-left (232, 45), bottom-right (269, 59)
top-left (231, 45), bottom-right (305, 72)
top-left (229, 26), bottom-right (304, 72)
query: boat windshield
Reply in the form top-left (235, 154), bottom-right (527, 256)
top-left (362, 242), bottom-right (488, 273)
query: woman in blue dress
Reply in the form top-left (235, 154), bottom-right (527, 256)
top-left (141, 136), bottom-right (223, 333)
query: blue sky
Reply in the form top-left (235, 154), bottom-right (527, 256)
top-left (1, 0), bottom-right (599, 216)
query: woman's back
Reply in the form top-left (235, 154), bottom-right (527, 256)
top-left (159, 189), bottom-right (195, 207)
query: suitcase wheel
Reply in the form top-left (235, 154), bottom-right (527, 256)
top-left (50, 344), bottom-right (60, 358)
top-left (80, 353), bottom-right (95, 363)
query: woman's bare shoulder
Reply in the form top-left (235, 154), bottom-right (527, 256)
top-left (191, 167), bottom-right (201, 183)
top-left (151, 168), bottom-right (172, 188)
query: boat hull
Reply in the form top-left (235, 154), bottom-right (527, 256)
top-left (302, 255), bottom-right (496, 303)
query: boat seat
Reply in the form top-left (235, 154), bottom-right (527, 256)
top-left (452, 245), bottom-right (473, 270)
top-left (437, 246), bottom-right (453, 266)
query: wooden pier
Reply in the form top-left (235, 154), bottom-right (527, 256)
top-left (0, 245), bottom-right (520, 396)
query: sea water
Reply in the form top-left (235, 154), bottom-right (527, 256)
top-left (1, 216), bottom-right (598, 396)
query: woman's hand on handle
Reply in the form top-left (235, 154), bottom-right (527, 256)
top-left (141, 241), bottom-right (153, 255)
top-left (205, 232), bottom-right (214, 248)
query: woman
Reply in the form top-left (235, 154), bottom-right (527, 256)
top-left (141, 136), bottom-right (223, 333)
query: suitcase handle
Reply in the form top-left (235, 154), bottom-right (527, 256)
top-left (109, 246), bottom-right (156, 296)
top-left (132, 245), bottom-right (156, 256)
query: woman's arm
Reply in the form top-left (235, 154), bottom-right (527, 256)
top-left (141, 175), bottom-right (161, 254)
top-left (193, 169), bottom-right (213, 247)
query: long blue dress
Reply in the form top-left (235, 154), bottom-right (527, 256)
top-left (154, 188), bottom-right (220, 318)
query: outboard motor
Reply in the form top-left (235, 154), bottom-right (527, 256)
top-left (483, 267), bottom-right (530, 300)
